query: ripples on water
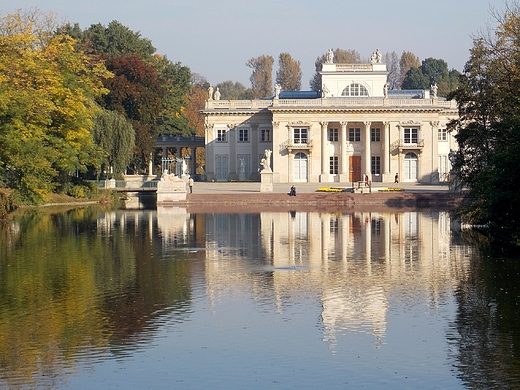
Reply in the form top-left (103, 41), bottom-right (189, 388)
top-left (1, 209), bottom-right (520, 388)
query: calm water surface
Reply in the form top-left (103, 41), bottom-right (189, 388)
top-left (0, 206), bottom-right (519, 389)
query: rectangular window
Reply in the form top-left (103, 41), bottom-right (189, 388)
top-left (349, 127), bottom-right (360, 142)
top-left (403, 128), bottom-right (418, 144)
top-left (371, 128), bottom-right (381, 142)
top-left (371, 156), bottom-right (381, 175)
top-left (238, 128), bottom-right (249, 142)
top-left (329, 156), bottom-right (338, 174)
top-left (328, 128), bottom-right (338, 142)
top-left (217, 129), bottom-right (227, 142)
top-left (293, 128), bottom-right (308, 144)
top-left (438, 128), bottom-right (447, 141)
top-left (261, 128), bottom-right (271, 142)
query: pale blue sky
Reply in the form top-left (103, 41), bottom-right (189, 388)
top-left (1, 0), bottom-right (507, 87)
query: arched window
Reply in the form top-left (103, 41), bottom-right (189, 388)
top-left (341, 83), bottom-right (369, 97)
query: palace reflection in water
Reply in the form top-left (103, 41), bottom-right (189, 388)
top-left (1, 206), bottom-right (519, 389)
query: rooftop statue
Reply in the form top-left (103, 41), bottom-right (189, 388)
top-left (326, 48), bottom-right (334, 64)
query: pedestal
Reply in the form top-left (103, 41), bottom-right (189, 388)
top-left (157, 175), bottom-right (187, 205)
top-left (260, 172), bottom-right (274, 192)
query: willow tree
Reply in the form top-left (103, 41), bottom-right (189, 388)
top-left (0, 10), bottom-right (110, 203)
top-left (448, 3), bottom-right (520, 247)
top-left (91, 109), bottom-right (135, 178)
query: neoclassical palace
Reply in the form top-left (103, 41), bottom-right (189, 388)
top-left (202, 51), bottom-right (458, 184)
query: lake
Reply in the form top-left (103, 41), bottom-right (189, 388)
top-left (0, 206), bottom-right (519, 389)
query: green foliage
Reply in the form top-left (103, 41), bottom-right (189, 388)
top-left (0, 190), bottom-right (17, 219)
top-left (447, 5), bottom-right (520, 247)
top-left (91, 109), bottom-right (135, 177)
top-left (402, 57), bottom-right (459, 96)
top-left (215, 81), bottom-right (254, 100)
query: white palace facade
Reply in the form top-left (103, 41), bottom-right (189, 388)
top-left (202, 52), bottom-right (458, 184)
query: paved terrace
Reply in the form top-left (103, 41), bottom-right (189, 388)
top-left (183, 182), bottom-right (461, 213)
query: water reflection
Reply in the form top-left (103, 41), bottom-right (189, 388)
top-left (0, 206), bottom-right (519, 388)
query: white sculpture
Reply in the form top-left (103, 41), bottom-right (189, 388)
top-left (214, 87), bottom-right (221, 100)
top-left (322, 84), bottom-right (330, 98)
top-left (431, 83), bottom-right (438, 98)
top-left (260, 149), bottom-right (272, 172)
top-left (208, 85), bottom-right (214, 100)
top-left (326, 48), bottom-right (334, 64)
top-left (274, 84), bottom-right (281, 99)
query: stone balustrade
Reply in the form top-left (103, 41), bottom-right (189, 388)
top-left (205, 98), bottom-right (457, 110)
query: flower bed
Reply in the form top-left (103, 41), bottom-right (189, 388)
top-left (316, 187), bottom-right (347, 192)
top-left (378, 187), bottom-right (405, 192)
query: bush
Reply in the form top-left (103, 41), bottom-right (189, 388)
top-left (0, 190), bottom-right (18, 219)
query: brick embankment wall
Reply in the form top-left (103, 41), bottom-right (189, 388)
top-left (184, 192), bottom-right (461, 213)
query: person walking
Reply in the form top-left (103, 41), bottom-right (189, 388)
top-left (188, 177), bottom-right (194, 193)
top-left (394, 173), bottom-right (399, 184)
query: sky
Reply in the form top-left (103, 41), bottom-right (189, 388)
top-left (0, 0), bottom-right (508, 88)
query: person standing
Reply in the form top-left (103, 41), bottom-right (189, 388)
top-left (188, 177), bottom-right (194, 193)
top-left (394, 173), bottom-right (399, 184)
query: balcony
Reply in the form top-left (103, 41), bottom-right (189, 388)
top-left (391, 139), bottom-right (425, 153)
top-left (279, 139), bottom-right (313, 153)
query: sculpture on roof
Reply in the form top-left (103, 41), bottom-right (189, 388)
top-left (214, 87), bottom-right (221, 100)
top-left (430, 83), bottom-right (438, 98)
top-left (371, 48), bottom-right (382, 64)
top-left (322, 84), bottom-right (330, 98)
top-left (274, 83), bottom-right (281, 99)
top-left (326, 48), bottom-right (334, 64)
top-left (208, 85), bottom-right (214, 100)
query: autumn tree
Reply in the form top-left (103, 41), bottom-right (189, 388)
top-left (276, 52), bottom-right (302, 91)
top-left (447, 4), bottom-right (520, 247)
top-left (67, 21), bottom-right (192, 172)
top-left (310, 48), bottom-right (362, 91)
top-left (246, 55), bottom-right (274, 98)
top-left (0, 10), bottom-right (110, 203)
top-left (101, 54), bottom-right (167, 173)
top-left (399, 51), bottom-right (421, 87)
top-left (384, 51), bottom-right (401, 89)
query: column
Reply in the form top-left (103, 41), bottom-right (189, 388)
top-left (204, 123), bottom-right (215, 180)
top-left (320, 121), bottom-right (329, 182)
top-left (340, 121), bottom-right (348, 181)
top-left (383, 122), bottom-right (390, 181)
top-left (364, 121), bottom-right (371, 178)
top-left (430, 121), bottom-right (439, 183)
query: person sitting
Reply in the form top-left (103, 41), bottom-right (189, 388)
top-left (289, 185), bottom-right (296, 196)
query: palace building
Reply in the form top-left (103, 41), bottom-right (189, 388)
top-left (202, 50), bottom-right (458, 184)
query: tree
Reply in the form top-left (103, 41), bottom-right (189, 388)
top-left (384, 51), bottom-right (401, 89)
top-left (399, 51), bottom-right (421, 87)
top-left (91, 109), bottom-right (135, 178)
top-left (101, 54), bottom-right (167, 173)
top-left (447, 4), bottom-right (520, 247)
top-left (0, 10), bottom-right (109, 203)
top-left (66, 21), bottom-right (193, 170)
top-left (215, 81), bottom-right (254, 100)
top-left (276, 52), bottom-right (302, 91)
top-left (402, 57), bottom-right (453, 96)
top-left (310, 48), bottom-right (362, 91)
top-left (246, 55), bottom-right (274, 98)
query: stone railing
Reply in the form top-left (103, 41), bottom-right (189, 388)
top-left (205, 100), bottom-right (273, 110)
top-left (205, 98), bottom-right (457, 110)
top-left (279, 139), bottom-right (313, 152)
top-left (390, 139), bottom-right (425, 151)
